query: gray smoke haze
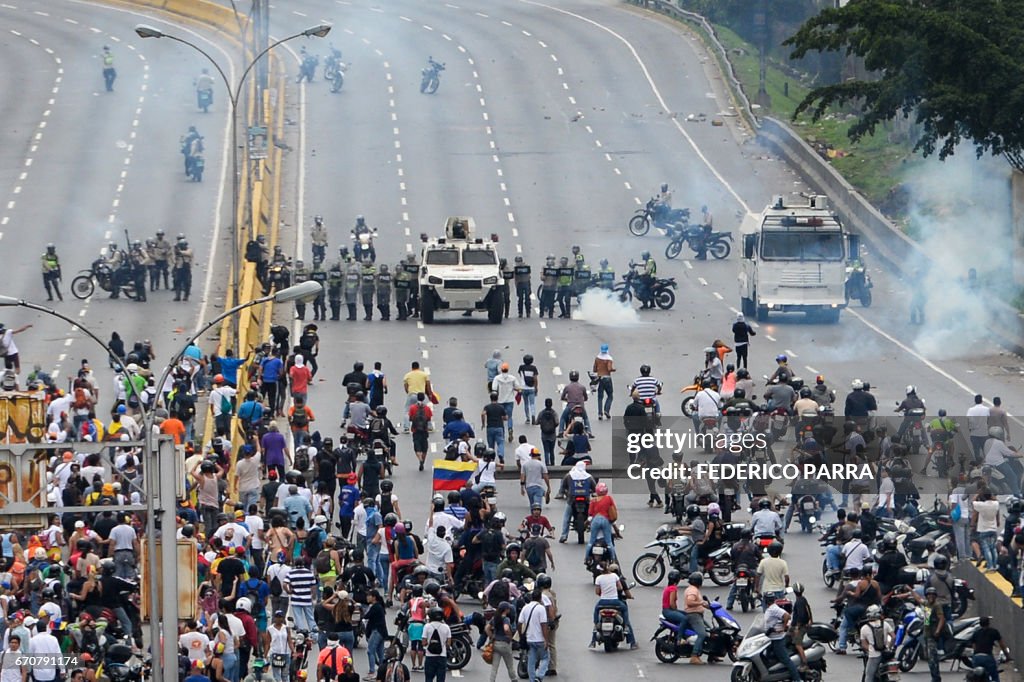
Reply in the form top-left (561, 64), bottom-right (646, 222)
top-left (901, 152), bottom-right (1014, 359)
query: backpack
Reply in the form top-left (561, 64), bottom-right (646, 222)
top-left (427, 628), bottom-right (443, 655)
top-left (245, 240), bottom-right (262, 263)
top-left (314, 549), bottom-right (333, 575)
top-left (219, 392), bottom-right (234, 415)
top-left (379, 493), bottom-right (394, 516)
top-left (304, 528), bottom-right (324, 558)
top-left (269, 571), bottom-right (284, 597)
top-left (174, 393), bottom-right (196, 420)
top-left (73, 387), bottom-right (90, 410)
top-left (524, 539), bottom-right (544, 569)
top-left (488, 579), bottom-right (510, 607)
top-left (294, 446), bottom-right (310, 471)
top-left (444, 441), bottom-right (459, 461)
top-left (291, 408), bottom-right (310, 430)
top-left (411, 405), bottom-right (429, 432)
top-left (299, 333), bottom-right (316, 352)
top-left (243, 578), bottom-right (267, 610)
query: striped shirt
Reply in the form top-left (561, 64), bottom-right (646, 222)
top-left (284, 567), bottom-right (318, 606)
top-left (630, 376), bottom-right (662, 399)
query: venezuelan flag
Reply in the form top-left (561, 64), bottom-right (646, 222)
top-left (432, 459), bottom-right (477, 491)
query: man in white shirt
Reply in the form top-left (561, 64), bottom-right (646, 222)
top-left (874, 469), bottom-right (896, 517)
top-left (352, 500), bottom-right (368, 549)
top-left (424, 526), bottom-right (454, 582)
top-left (45, 392), bottom-right (73, 425)
top-left (209, 377), bottom-right (238, 438)
top-left (426, 507), bottom-right (463, 544)
top-left (492, 364), bottom-right (522, 431)
top-left (967, 395), bottom-right (991, 462)
top-left (859, 605), bottom-right (894, 682)
top-left (692, 384), bottom-right (722, 433)
top-left (179, 619), bottom-right (211, 665)
top-left (842, 532), bottom-right (872, 571)
top-left (27, 621), bottom-right (61, 682)
top-left (514, 436), bottom-right (536, 470)
top-left (0, 632), bottom-right (27, 682)
top-left (518, 589), bottom-right (551, 681)
top-left (983, 427), bottom-right (1022, 496)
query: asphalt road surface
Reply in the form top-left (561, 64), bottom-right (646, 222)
top-left (5, 1), bottom-right (1024, 681)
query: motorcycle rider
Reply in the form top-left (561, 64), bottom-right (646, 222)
top-left (41, 243), bottom-right (62, 302)
top-left (654, 183), bottom-right (673, 222)
top-left (375, 264), bottom-right (392, 321)
top-left (558, 461), bottom-right (594, 543)
top-left (352, 215), bottom-right (376, 263)
top-left (702, 347), bottom-right (724, 387)
top-left (195, 68), bottom-right (215, 108)
top-left (810, 375), bottom-right (835, 407)
top-left (250, 234), bottom-right (270, 285)
top-left (559, 370), bottom-right (592, 435)
top-left (629, 364), bottom-right (663, 417)
top-left (128, 240), bottom-right (150, 302)
top-left (590, 562), bottom-right (637, 650)
top-left (895, 385), bottom-right (926, 442)
top-left (540, 256), bottom-right (558, 319)
top-left (763, 375), bottom-right (795, 413)
top-left (327, 256), bottom-right (344, 319)
top-left (360, 259), bottom-right (377, 321)
top-left (922, 408), bottom-right (958, 474)
top-left (750, 498), bottom-right (783, 539)
top-left (682, 572), bottom-right (708, 665)
top-left (292, 259), bottom-right (311, 321)
top-left (764, 598), bottom-right (803, 681)
top-left (845, 379), bottom-right (878, 417)
top-left (983, 426), bottom-right (1022, 496)
top-left (694, 205), bottom-right (713, 261)
top-left (311, 215), bottom-right (328, 263)
top-left (726, 528), bottom-right (760, 610)
top-left (768, 354), bottom-right (792, 385)
top-left (151, 229), bottom-right (172, 290)
top-left (874, 532), bottom-right (907, 594)
top-left (513, 256), bottom-right (531, 318)
top-left (172, 236), bottom-right (193, 301)
top-left (499, 258), bottom-right (513, 319)
top-left (343, 257), bottom-right (361, 321)
top-left (638, 251), bottom-right (657, 308)
top-left (555, 257), bottom-right (574, 318)
top-left (661, 569), bottom-right (687, 637)
top-left (180, 126), bottom-right (204, 178)
top-left (676, 504), bottom-right (706, 575)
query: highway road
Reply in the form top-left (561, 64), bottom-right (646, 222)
top-left (4, 0), bottom-right (1022, 680)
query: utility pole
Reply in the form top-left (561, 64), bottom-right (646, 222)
top-left (754, 0), bottom-right (771, 109)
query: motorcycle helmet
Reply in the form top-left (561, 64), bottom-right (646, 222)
top-left (660, 183), bottom-right (669, 193)
top-left (667, 569), bottom-right (683, 584)
top-left (733, 387), bottom-right (746, 400)
top-left (156, 229), bottom-right (165, 237)
top-left (865, 604), bottom-right (882, 619)
top-left (758, 498), bottom-right (772, 510)
top-left (641, 250), bottom-right (651, 261)
top-left (411, 584), bottom-right (424, 597)
top-left (791, 582), bottom-right (804, 595)
top-left (483, 448), bottom-right (496, 461)
top-left (707, 503), bottom-right (721, 518)
top-left (314, 215), bottom-right (323, 226)
top-left (236, 597), bottom-right (252, 613)
top-left (688, 573), bottom-right (703, 587)
top-left (925, 586), bottom-right (938, 597)
top-left (572, 245), bottom-right (580, 255)
top-left (506, 543), bottom-right (522, 557)
top-left (704, 347), bottom-right (716, 355)
top-left (933, 555), bottom-right (950, 571)
top-left (451, 409), bottom-right (464, 421)
top-left (491, 511), bottom-right (507, 527)
top-left (851, 528), bottom-right (863, 540)
top-left (685, 504), bottom-right (700, 519)
top-left (595, 482), bottom-right (608, 496)
top-left (424, 580), bottom-right (441, 597)
top-left (640, 364), bottom-right (651, 376)
top-left (767, 541), bottom-right (783, 557)
top-left (815, 375), bottom-right (825, 385)
top-left (393, 523), bottom-right (406, 536)
top-left (882, 532), bottom-right (898, 550)
top-left (775, 354), bottom-right (787, 363)
top-left (736, 368), bottom-right (750, 379)
top-left (536, 573), bottom-right (552, 590)
top-left (906, 385), bottom-right (917, 395)
top-left (851, 379), bottom-right (864, 390)
top-left (938, 408), bottom-right (947, 418)
top-left (799, 387), bottom-right (812, 399)
top-left (569, 370), bottom-right (580, 382)
top-left (257, 235), bottom-right (266, 244)
top-left (376, 406), bottom-right (388, 417)
top-left (181, 524), bottom-right (195, 539)
top-left (380, 480), bottom-right (394, 493)
top-left (356, 215), bottom-right (365, 226)
top-left (989, 426), bottom-right (1005, 441)
top-left (500, 568), bottom-right (515, 581)
top-left (474, 442), bottom-right (488, 458)
top-left (427, 607), bottom-right (444, 622)
top-left (384, 513), bottom-right (399, 527)
top-left (740, 528), bottom-right (753, 541)
top-left (1009, 498), bottom-right (1024, 515)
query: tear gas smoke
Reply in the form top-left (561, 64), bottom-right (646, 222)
top-left (572, 289), bottom-right (641, 326)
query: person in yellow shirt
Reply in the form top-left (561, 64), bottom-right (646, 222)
top-left (401, 361), bottom-right (433, 433)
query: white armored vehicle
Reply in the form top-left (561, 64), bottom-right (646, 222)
top-left (418, 217), bottom-right (504, 324)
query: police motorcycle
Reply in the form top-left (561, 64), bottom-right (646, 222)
top-left (665, 225), bottom-right (733, 260)
top-left (628, 196), bottom-right (690, 236)
top-left (421, 57), bottom-right (445, 94)
top-left (72, 251), bottom-right (140, 300)
top-left (351, 222), bottom-right (378, 263)
top-left (614, 261), bottom-right (677, 310)
top-left (845, 260), bottom-right (873, 307)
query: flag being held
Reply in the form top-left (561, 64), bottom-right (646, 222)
top-left (432, 459), bottom-right (477, 491)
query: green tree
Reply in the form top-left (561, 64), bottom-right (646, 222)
top-left (784, 0), bottom-right (1024, 170)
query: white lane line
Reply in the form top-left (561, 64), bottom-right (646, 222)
top-left (697, 277), bottom-right (708, 286)
top-left (501, 20), bottom-right (512, 26)
top-left (785, 349), bottom-right (798, 358)
top-left (805, 366), bottom-right (819, 374)
top-left (684, 260), bottom-right (693, 269)
top-left (292, 10), bottom-right (307, 17)
top-left (475, 11), bottom-right (489, 17)
top-left (765, 334), bottom-right (776, 342)
top-left (713, 292), bottom-right (723, 300)
top-left (423, 25), bottom-right (433, 31)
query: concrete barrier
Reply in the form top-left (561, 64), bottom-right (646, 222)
top-left (953, 559), bottom-right (1024, 668)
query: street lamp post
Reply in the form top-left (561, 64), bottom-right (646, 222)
top-left (0, 280), bottom-right (320, 682)
top-left (134, 22), bottom-right (331, 340)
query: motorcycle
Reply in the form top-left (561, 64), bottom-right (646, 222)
top-left (105, 644), bottom-right (146, 682)
top-left (614, 263), bottom-right (677, 310)
top-left (731, 618), bottom-right (836, 681)
top-left (594, 604), bottom-right (629, 652)
top-left (628, 197), bottom-right (690, 237)
top-left (421, 57), bottom-right (445, 94)
top-left (352, 227), bottom-right (378, 263)
top-left (188, 153), bottom-right (205, 182)
top-left (263, 259), bottom-right (292, 295)
top-left (795, 494), bottom-right (819, 533)
top-left (845, 263), bottom-right (873, 307)
top-left (733, 564), bottom-right (756, 613)
top-left (197, 88), bottom-right (213, 112)
top-left (585, 540), bottom-right (613, 579)
top-left (679, 375), bottom-right (703, 416)
top-left (298, 54), bottom-right (319, 83)
top-left (653, 598), bottom-right (742, 663)
top-left (71, 258), bottom-right (139, 300)
top-left (896, 614), bottom-right (979, 672)
top-left (665, 228), bottom-right (733, 260)
top-left (290, 628), bottom-right (313, 680)
top-left (330, 60), bottom-right (348, 93)
top-left (324, 47), bottom-right (343, 80)
top-left (861, 651), bottom-right (901, 681)
top-left (570, 494), bottom-right (590, 544)
top-left (632, 525), bottom-right (735, 586)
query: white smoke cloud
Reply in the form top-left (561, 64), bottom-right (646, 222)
top-left (572, 289), bottom-right (641, 326)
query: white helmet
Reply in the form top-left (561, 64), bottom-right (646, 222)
top-left (989, 426), bottom-right (1005, 441)
top-left (851, 379), bottom-right (864, 390)
top-left (865, 604), bottom-right (882, 619)
top-left (906, 385), bottom-right (917, 395)
top-left (236, 597), bottom-right (252, 613)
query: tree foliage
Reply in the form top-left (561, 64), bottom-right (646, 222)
top-left (784, 0), bottom-right (1024, 170)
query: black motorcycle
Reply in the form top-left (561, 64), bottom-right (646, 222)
top-left (421, 57), bottom-right (445, 94)
top-left (614, 263), bottom-right (677, 310)
top-left (665, 228), bottom-right (732, 260)
top-left (570, 494), bottom-right (590, 543)
top-left (845, 262), bottom-right (873, 307)
top-left (298, 54), bottom-right (319, 83)
top-left (71, 259), bottom-right (139, 300)
top-left (263, 259), bottom-right (292, 295)
top-left (324, 47), bottom-right (343, 80)
top-left (629, 197), bottom-right (690, 236)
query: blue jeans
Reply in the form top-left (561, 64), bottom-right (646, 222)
top-left (971, 653), bottom-right (999, 681)
top-left (838, 604), bottom-right (865, 650)
top-left (542, 437), bottom-right (556, 466)
top-left (240, 489), bottom-right (259, 516)
top-left (367, 630), bottom-right (385, 675)
top-left (826, 545), bottom-right (842, 571)
top-left (661, 608), bottom-right (687, 635)
top-left (526, 485), bottom-right (545, 509)
top-left (770, 637), bottom-right (803, 681)
top-left (521, 388), bottom-right (536, 421)
top-left (560, 503), bottom-right (573, 541)
top-left (686, 612), bottom-right (706, 656)
top-left (367, 543), bottom-right (384, 585)
top-left (979, 530), bottom-right (999, 569)
top-left (596, 378), bottom-right (613, 416)
top-left (222, 651), bottom-right (239, 682)
top-left (483, 559), bottom-right (498, 586)
top-left (592, 599), bottom-right (635, 645)
top-left (996, 461), bottom-right (1022, 496)
top-left (526, 642), bottom-right (549, 682)
top-left (761, 590), bottom-right (784, 614)
top-left (291, 604), bottom-right (316, 634)
top-left (486, 426), bottom-right (506, 461)
top-left (501, 402), bottom-right (515, 430)
top-left (559, 405), bottom-right (591, 433)
top-left (585, 515), bottom-right (615, 561)
top-left (337, 630), bottom-right (355, 653)
top-left (378, 555), bottom-right (391, 594)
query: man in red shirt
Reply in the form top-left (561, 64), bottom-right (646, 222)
top-left (407, 394), bottom-right (433, 471)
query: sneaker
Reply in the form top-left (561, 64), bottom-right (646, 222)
top-left (629, 643), bottom-right (639, 650)
top-left (558, 537), bottom-right (567, 544)
top-left (688, 656), bottom-right (704, 665)
top-left (419, 461), bottom-right (424, 471)
top-left (589, 642), bottom-right (596, 649)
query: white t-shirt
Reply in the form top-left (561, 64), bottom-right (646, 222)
top-left (517, 601), bottom-right (548, 644)
top-left (426, 511), bottom-right (463, 543)
top-left (475, 460), bottom-right (497, 486)
top-left (967, 404), bottom-right (991, 437)
top-left (214, 523), bottom-right (251, 546)
top-left (842, 540), bottom-right (872, 570)
top-left (984, 439), bottom-right (1016, 467)
top-left (594, 573), bottom-right (620, 600)
top-left (875, 478), bottom-right (896, 511)
top-left (492, 374), bottom-right (520, 404)
top-left (27, 633), bottom-right (61, 681)
top-left (353, 504), bottom-right (368, 537)
top-left (974, 499), bottom-right (1001, 533)
top-left (179, 631), bottom-right (210, 663)
top-left (0, 330), bottom-right (18, 357)
top-left (0, 650), bottom-right (26, 682)
top-left (247, 515), bottom-right (265, 549)
top-left (860, 620), bottom-right (894, 658)
top-left (425, 534), bottom-right (454, 573)
top-left (694, 389), bottom-right (722, 418)
top-left (423, 621), bottom-right (452, 657)
top-left (109, 524), bottom-right (137, 552)
top-left (268, 624), bottom-right (290, 655)
top-left (515, 443), bottom-right (535, 468)
top-left (210, 386), bottom-right (238, 416)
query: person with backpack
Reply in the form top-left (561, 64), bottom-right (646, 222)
top-left (288, 397), bottom-right (315, 448)
top-left (366, 362), bottom-right (388, 410)
top-left (408, 394), bottom-right (433, 472)
top-left (314, 535), bottom-right (344, 590)
top-left (422, 607), bottom-right (452, 682)
top-left (208, 375), bottom-right (237, 439)
top-left (859, 604), bottom-right (894, 681)
top-left (305, 515), bottom-right (328, 561)
top-left (536, 399), bottom-right (559, 467)
top-left (265, 554), bottom-right (291, 619)
top-left (522, 525), bottom-right (553, 574)
top-left (337, 474), bottom-right (360, 541)
top-left (358, 446), bottom-right (385, 499)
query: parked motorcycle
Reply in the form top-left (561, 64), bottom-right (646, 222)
top-left (71, 259), bottom-right (139, 300)
top-left (731, 618), bottom-right (836, 681)
top-left (421, 57), bottom-right (445, 94)
top-left (628, 197), bottom-right (690, 237)
top-left (653, 598), bottom-right (741, 663)
top-left (614, 263), bottom-right (677, 310)
top-left (845, 263), bottom-right (873, 307)
top-left (665, 228), bottom-right (732, 260)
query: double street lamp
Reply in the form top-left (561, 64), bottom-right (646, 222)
top-left (0, 280), bottom-right (320, 682)
top-left (134, 21), bottom-right (331, 331)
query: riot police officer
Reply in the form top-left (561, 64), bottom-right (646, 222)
top-left (499, 258), bottom-right (514, 319)
top-left (513, 256), bottom-right (531, 318)
top-left (252, 234), bottom-right (270, 285)
top-left (556, 256), bottom-right (574, 318)
top-left (310, 258), bottom-right (328, 321)
top-left (360, 259), bottom-right (377, 321)
top-left (540, 255), bottom-right (558, 319)
top-left (394, 259), bottom-right (411, 321)
top-left (598, 258), bottom-right (615, 289)
top-left (292, 259), bottom-right (311, 320)
top-left (106, 242), bottom-right (127, 299)
top-left (639, 251), bottom-right (657, 308)
top-left (403, 253), bottom-right (420, 318)
top-left (574, 262), bottom-right (592, 299)
top-left (172, 236), bottom-right (193, 301)
top-left (327, 258), bottom-right (344, 321)
top-left (376, 264), bottom-right (392, 321)
top-left (311, 215), bottom-right (328, 263)
top-left (344, 257), bottom-right (361, 321)
top-left (151, 229), bottom-right (172, 290)
top-left (572, 244), bottom-right (585, 268)
top-left (128, 240), bottom-right (150, 302)
top-left (41, 244), bottom-right (62, 301)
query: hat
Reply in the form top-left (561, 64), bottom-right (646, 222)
top-left (102, 484), bottom-right (114, 496)
top-left (23, 617), bottom-right (37, 628)
top-left (234, 510), bottom-right (245, 519)
top-left (74, 520), bottom-right (85, 529)
top-left (33, 548), bottom-right (46, 560)
top-left (530, 448), bottom-right (541, 457)
top-left (116, 404), bottom-right (127, 414)
top-left (314, 515), bottom-right (327, 525)
top-left (346, 473), bottom-right (358, 484)
top-left (268, 470), bottom-right (278, 479)
top-left (62, 451), bottom-right (73, 462)
top-left (861, 501), bottom-right (871, 511)
top-left (126, 363), bottom-right (139, 372)
top-left (600, 344), bottom-right (609, 353)
top-left (213, 374), bottom-right (225, 384)
top-left (500, 363), bottom-right (509, 371)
